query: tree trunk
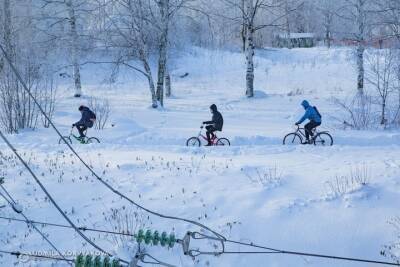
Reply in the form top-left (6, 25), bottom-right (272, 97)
top-left (326, 30), bottom-right (331, 48)
top-left (165, 66), bottom-right (171, 98)
top-left (155, 0), bottom-right (169, 107)
top-left (284, 0), bottom-right (292, 49)
top-left (356, 44), bottom-right (365, 94)
top-left (3, 0), bottom-right (14, 59)
top-left (356, 0), bottom-right (365, 95)
top-left (66, 0), bottom-right (82, 98)
top-left (245, 0), bottom-right (255, 98)
top-left (381, 102), bottom-right (386, 125)
top-left (139, 51), bottom-right (158, 108)
top-left (241, 0), bottom-right (246, 52)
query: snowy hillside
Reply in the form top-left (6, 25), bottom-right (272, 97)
top-left (1, 47), bottom-right (400, 267)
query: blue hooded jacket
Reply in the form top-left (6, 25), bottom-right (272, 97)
top-left (296, 100), bottom-right (321, 124)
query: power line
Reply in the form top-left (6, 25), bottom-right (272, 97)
top-left (0, 130), bottom-right (127, 264)
top-left (0, 184), bottom-right (71, 265)
top-left (0, 215), bottom-right (135, 237)
top-left (0, 42), bottom-right (224, 241)
top-left (187, 232), bottom-right (400, 266)
top-left (0, 249), bottom-right (74, 263)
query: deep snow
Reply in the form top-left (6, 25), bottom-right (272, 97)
top-left (0, 47), bottom-right (400, 267)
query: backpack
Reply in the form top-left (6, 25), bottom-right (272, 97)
top-left (313, 106), bottom-right (322, 119)
top-left (88, 109), bottom-right (96, 120)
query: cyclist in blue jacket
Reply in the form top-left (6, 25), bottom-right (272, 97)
top-left (295, 100), bottom-right (322, 144)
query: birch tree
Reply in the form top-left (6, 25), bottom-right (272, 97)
top-left (338, 0), bottom-right (373, 95)
top-left (219, 0), bottom-right (300, 97)
top-left (0, 0), bottom-right (51, 133)
top-left (155, 0), bottom-right (169, 106)
top-left (102, 0), bottom-right (159, 107)
top-left (316, 0), bottom-right (338, 48)
top-left (40, 0), bottom-right (91, 97)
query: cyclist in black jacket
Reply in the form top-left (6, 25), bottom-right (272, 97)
top-left (72, 105), bottom-right (96, 139)
top-left (203, 104), bottom-right (223, 146)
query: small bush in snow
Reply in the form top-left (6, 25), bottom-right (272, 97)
top-left (104, 207), bottom-right (146, 247)
top-left (325, 164), bottom-right (370, 197)
top-left (242, 166), bottom-right (282, 188)
top-left (333, 93), bottom-right (375, 130)
top-left (381, 217), bottom-right (400, 264)
top-left (88, 97), bottom-right (111, 130)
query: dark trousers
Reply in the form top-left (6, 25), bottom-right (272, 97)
top-left (305, 120), bottom-right (321, 140)
top-left (75, 124), bottom-right (87, 138)
top-left (206, 125), bottom-right (217, 144)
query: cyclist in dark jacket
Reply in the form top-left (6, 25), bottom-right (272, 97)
top-left (295, 100), bottom-right (321, 144)
top-left (203, 104), bottom-right (223, 146)
top-left (72, 105), bottom-right (96, 138)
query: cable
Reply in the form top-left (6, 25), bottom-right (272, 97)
top-left (225, 238), bottom-right (400, 266)
top-left (184, 232), bottom-right (399, 266)
top-left (0, 215), bottom-right (135, 237)
top-left (0, 42), bottom-right (224, 241)
top-left (0, 185), bottom-right (71, 265)
top-left (0, 249), bottom-right (74, 263)
top-left (0, 130), bottom-right (128, 264)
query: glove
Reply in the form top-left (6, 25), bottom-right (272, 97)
top-left (295, 122), bottom-right (299, 126)
top-left (202, 121), bottom-right (206, 125)
top-left (72, 124), bottom-right (75, 127)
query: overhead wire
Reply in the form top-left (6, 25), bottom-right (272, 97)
top-left (0, 42), bottom-right (225, 241)
top-left (0, 249), bottom-right (74, 264)
top-left (0, 184), bottom-right (71, 265)
top-left (188, 232), bottom-right (400, 266)
top-left (0, 130), bottom-right (128, 264)
top-left (0, 214), bottom-right (135, 237)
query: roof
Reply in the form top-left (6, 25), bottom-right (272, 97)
top-left (278, 33), bottom-right (315, 39)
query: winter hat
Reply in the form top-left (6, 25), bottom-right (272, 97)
top-left (301, 100), bottom-right (310, 109)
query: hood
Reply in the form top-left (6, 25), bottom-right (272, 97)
top-left (210, 104), bottom-right (217, 112)
top-left (301, 100), bottom-right (310, 109)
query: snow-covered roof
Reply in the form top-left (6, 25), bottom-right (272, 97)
top-left (278, 32), bottom-right (315, 39)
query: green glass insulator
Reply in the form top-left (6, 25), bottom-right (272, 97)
top-left (84, 255), bottom-right (93, 267)
top-left (75, 254), bottom-right (84, 267)
top-left (93, 255), bottom-right (102, 267)
top-left (103, 256), bottom-right (111, 267)
top-left (160, 231), bottom-right (168, 247)
top-left (144, 230), bottom-right (153, 245)
top-left (152, 230), bottom-right (160, 246)
top-left (136, 229), bottom-right (145, 243)
top-left (168, 233), bottom-right (176, 248)
top-left (111, 258), bottom-right (121, 267)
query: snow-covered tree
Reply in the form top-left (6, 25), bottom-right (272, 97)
top-left (40, 0), bottom-right (94, 97)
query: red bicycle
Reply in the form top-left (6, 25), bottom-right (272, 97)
top-left (186, 125), bottom-right (230, 146)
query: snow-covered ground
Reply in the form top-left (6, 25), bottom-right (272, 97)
top-left (1, 47), bottom-right (400, 267)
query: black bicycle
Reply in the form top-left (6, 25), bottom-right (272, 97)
top-left (58, 128), bottom-right (100, 145)
top-left (283, 125), bottom-right (333, 146)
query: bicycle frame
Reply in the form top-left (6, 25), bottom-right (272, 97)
top-left (198, 126), bottom-right (218, 144)
top-left (294, 125), bottom-right (320, 140)
top-left (70, 127), bottom-right (88, 143)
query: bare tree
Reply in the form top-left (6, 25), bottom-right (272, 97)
top-left (316, 0), bottom-right (337, 48)
top-left (102, 0), bottom-right (159, 107)
top-left (218, 0), bottom-right (300, 97)
top-left (338, 0), bottom-right (374, 95)
top-left (365, 49), bottom-right (396, 126)
top-left (155, 0), bottom-right (170, 106)
top-left (40, 0), bottom-right (93, 97)
top-left (0, 0), bottom-right (50, 133)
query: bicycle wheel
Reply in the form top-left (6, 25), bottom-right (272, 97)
top-left (58, 136), bottom-right (72, 145)
top-left (186, 137), bottom-right (201, 147)
top-left (313, 132), bottom-right (333, 146)
top-left (86, 137), bottom-right (100, 144)
top-left (283, 133), bottom-right (302, 145)
top-left (216, 138), bottom-right (230, 146)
